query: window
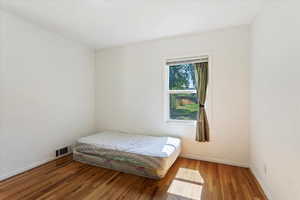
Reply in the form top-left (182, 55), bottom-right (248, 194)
top-left (168, 64), bottom-right (198, 121)
top-left (165, 57), bottom-right (208, 123)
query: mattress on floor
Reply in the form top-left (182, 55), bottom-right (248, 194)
top-left (73, 131), bottom-right (181, 179)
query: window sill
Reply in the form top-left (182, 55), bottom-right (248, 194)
top-left (165, 120), bottom-right (196, 127)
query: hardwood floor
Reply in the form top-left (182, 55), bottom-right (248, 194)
top-left (0, 155), bottom-right (266, 200)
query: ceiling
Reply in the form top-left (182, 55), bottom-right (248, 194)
top-left (0, 0), bottom-right (268, 49)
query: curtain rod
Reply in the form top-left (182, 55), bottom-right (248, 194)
top-left (166, 56), bottom-right (208, 66)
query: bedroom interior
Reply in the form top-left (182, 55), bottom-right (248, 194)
top-left (0, 0), bottom-right (299, 199)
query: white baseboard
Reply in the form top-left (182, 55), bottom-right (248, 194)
top-left (180, 153), bottom-right (249, 168)
top-left (250, 166), bottom-right (273, 200)
top-left (0, 153), bottom-right (72, 181)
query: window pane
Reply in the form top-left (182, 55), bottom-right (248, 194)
top-left (169, 64), bottom-right (196, 90)
top-left (170, 93), bottom-right (198, 120)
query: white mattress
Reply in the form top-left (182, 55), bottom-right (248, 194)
top-left (74, 131), bottom-right (181, 178)
top-left (77, 131), bottom-right (181, 158)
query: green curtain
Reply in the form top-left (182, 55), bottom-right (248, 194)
top-left (195, 62), bottom-right (209, 142)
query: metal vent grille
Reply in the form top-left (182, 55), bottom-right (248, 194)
top-left (56, 147), bottom-right (69, 157)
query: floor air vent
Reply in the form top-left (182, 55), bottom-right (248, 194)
top-left (56, 146), bottom-right (69, 157)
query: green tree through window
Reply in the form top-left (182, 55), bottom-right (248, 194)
top-left (169, 64), bottom-right (196, 90)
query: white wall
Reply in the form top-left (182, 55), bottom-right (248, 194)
top-left (95, 25), bottom-right (250, 167)
top-left (250, 0), bottom-right (300, 199)
top-left (0, 10), bottom-right (95, 180)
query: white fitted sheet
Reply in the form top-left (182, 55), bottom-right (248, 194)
top-left (76, 131), bottom-right (181, 158)
top-left (73, 131), bottom-right (181, 178)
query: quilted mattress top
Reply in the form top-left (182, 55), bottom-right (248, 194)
top-left (76, 131), bottom-right (181, 158)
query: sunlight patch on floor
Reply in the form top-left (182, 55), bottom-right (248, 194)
top-left (167, 168), bottom-right (204, 200)
top-left (175, 167), bottom-right (204, 184)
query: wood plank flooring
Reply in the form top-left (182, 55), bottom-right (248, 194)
top-left (0, 155), bottom-right (266, 200)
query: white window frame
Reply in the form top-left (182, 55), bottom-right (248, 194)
top-left (164, 56), bottom-right (209, 126)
